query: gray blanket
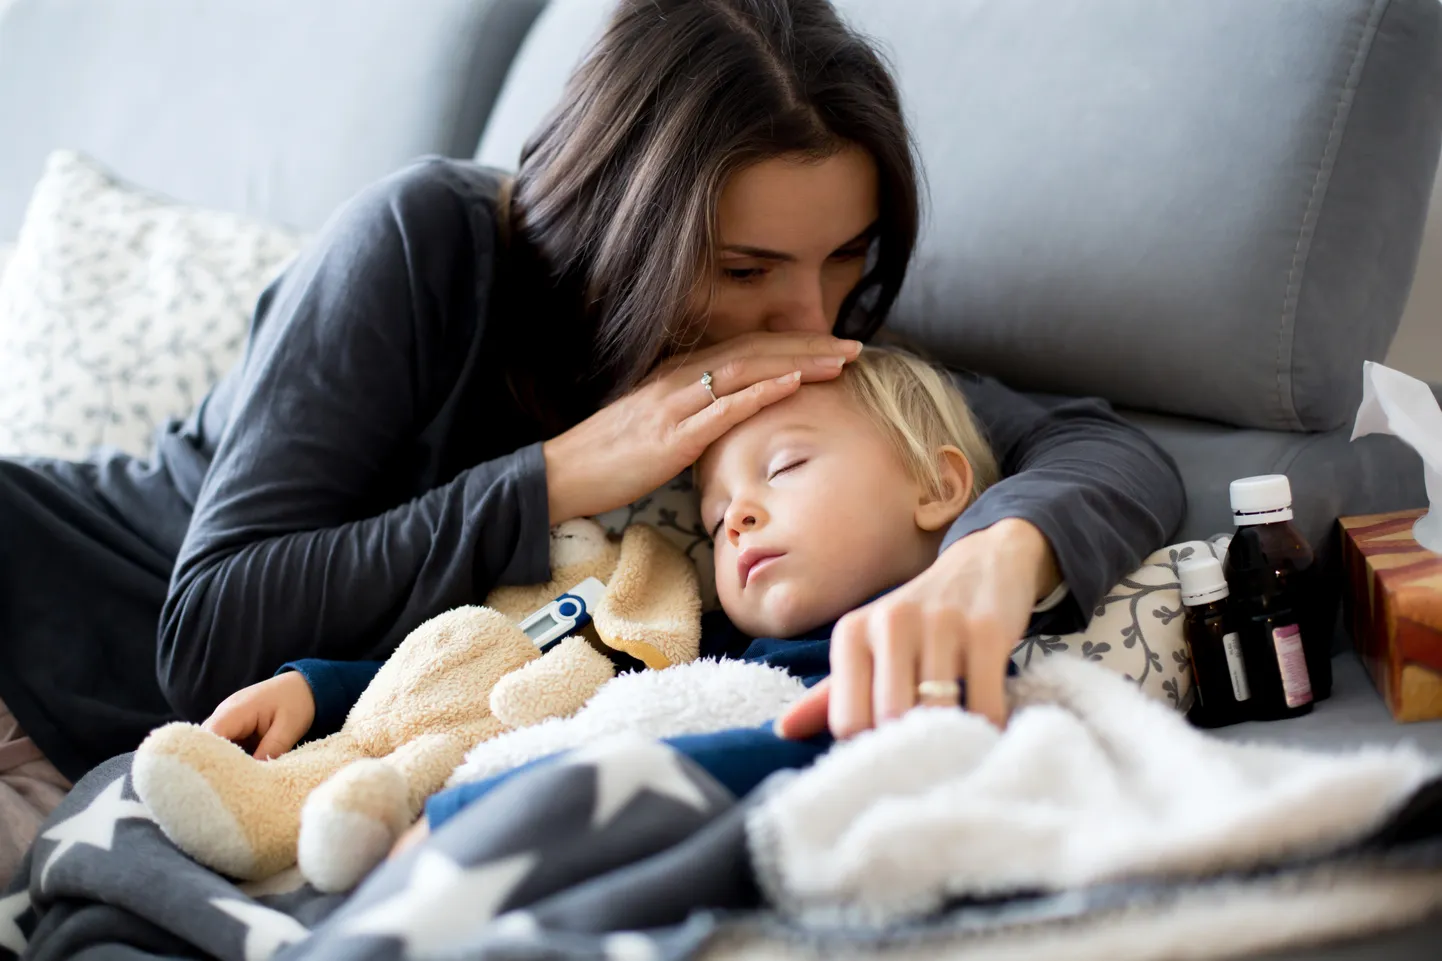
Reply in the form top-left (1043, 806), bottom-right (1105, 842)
top-left (3, 736), bottom-right (1441, 961)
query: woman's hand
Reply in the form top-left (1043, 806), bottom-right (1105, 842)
top-left (389, 818), bottom-right (430, 860)
top-left (543, 332), bottom-right (862, 522)
top-left (777, 519), bottom-right (1060, 737)
top-left (201, 671), bottom-right (317, 760)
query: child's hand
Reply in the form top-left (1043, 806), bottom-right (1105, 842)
top-left (201, 672), bottom-right (316, 760)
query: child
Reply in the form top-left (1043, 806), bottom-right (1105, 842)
top-left (203, 347), bottom-right (1009, 843)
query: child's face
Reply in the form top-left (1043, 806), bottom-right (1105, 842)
top-left (696, 382), bottom-right (948, 638)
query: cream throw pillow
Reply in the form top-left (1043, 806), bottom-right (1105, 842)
top-left (0, 150), bottom-right (304, 459)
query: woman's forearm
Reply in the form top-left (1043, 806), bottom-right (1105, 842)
top-left (947, 372), bottom-right (1185, 630)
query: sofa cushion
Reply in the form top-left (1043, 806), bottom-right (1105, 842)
top-left (475, 0), bottom-right (615, 170)
top-left (474, 0), bottom-right (1442, 434)
top-left (872, 0), bottom-right (1442, 434)
top-left (1125, 405), bottom-right (1429, 555)
top-left (0, 150), bottom-right (304, 460)
top-left (0, 0), bottom-right (545, 238)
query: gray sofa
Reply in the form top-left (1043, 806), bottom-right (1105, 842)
top-left (2, 0), bottom-right (1441, 957)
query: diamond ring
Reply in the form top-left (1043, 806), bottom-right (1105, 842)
top-left (700, 370), bottom-right (719, 404)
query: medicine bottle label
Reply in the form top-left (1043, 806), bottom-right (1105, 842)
top-left (1272, 624), bottom-right (1313, 708)
top-left (1222, 632), bottom-right (1250, 702)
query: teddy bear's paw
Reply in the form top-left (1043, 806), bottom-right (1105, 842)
top-left (298, 759), bottom-right (411, 893)
top-left (132, 722), bottom-right (273, 879)
top-left (491, 636), bottom-right (616, 729)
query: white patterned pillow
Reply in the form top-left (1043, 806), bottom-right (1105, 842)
top-left (0, 150), bottom-right (305, 459)
top-left (1014, 534), bottom-right (1232, 710)
top-left (0, 243), bottom-right (13, 283)
top-left (595, 473), bottom-right (717, 611)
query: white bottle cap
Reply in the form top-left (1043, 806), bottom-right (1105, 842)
top-left (1178, 556), bottom-right (1229, 605)
top-left (1229, 474), bottom-right (1294, 526)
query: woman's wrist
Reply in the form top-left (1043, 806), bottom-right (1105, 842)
top-left (542, 436), bottom-right (582, 525)
top-left (941, 517), bottom-right (1061, 603)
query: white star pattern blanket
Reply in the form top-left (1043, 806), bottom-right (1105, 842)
top-left (3, 658), bottom-right (1442, 961)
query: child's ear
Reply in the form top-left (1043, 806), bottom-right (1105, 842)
top-left (915, 445), bottom-right (975, 532)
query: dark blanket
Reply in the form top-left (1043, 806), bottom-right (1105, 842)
top-left (4, 737), bottom-right (1442, 961)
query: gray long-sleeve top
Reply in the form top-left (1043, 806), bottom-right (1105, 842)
top-left (125, 158), bottom-right (1183, 726)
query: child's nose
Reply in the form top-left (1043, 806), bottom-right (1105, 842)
top-left (725, 506), bottom-right (765, 545)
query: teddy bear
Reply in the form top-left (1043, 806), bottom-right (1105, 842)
top-left (131, 518), bottom-right (701, 891)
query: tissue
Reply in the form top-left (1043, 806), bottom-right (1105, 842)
top-left (1351, 361), bottom-right (1442, 553)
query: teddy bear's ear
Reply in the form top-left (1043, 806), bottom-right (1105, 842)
top-left (484, 519), bottom-right (622, 624)
top-left (593, 525), bottom-right (702, 669)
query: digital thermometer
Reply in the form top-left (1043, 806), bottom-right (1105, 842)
top-left (518, 577), bottom-right (606, 651)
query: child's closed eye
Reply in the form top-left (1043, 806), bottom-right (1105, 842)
top-left (767, 459), bottom-right (806, 480)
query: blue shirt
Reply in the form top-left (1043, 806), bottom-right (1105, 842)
top-left (278, 608), bottom-right (840, 740)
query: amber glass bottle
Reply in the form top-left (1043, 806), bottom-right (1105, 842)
top-left (1223, 475), bottom-right (1317, 720)
top-left (1179, 557), bottom-right (1252, 728)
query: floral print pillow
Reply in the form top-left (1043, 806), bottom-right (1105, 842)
top-left (1016, 535), bottom-right (1232, 710)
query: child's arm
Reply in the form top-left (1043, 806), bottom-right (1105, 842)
top-left (201, 659), bottom-right (382, 758)
top-left (276, 659), bottom-right (384, 741)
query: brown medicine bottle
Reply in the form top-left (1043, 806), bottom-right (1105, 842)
top-left (1179, 557), bottom-right (1252, 728)
top-left (1223, 475), bottom-right (1316, 720)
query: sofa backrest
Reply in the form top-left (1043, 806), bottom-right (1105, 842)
top-left (477, 0), bottom-right (1442, 432)
top-left (0, 0), bottom-right (544, 237)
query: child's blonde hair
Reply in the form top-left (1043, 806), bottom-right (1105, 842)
top-left (838, 346), bottom-right (999, 504)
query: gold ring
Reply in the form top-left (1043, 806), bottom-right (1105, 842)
top-left (917, 679), bottom-right (962, 702)
top-left (700, 370), bottom-right (719, 403)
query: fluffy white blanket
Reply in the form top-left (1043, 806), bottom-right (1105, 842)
top-left (449, 657), bottom-right (807, 786)
top-left (746, 656), bottom-right (1442, 927)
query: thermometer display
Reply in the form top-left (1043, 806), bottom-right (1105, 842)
top-left (517, 577), bottom-right (606, 651)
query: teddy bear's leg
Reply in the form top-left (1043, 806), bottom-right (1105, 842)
top-left (297, 726), bottom-right (500, 892)
top-left (132, 723), bottom-right (366, 880)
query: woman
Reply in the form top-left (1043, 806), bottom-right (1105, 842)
top-left (0, 0), bottom-right (1182, 881)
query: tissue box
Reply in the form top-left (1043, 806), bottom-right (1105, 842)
top-left (1340, 509), bottom-right (1442, 722)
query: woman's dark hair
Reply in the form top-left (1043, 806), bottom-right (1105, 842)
top-left (507, 0), bottom-right (920, 409)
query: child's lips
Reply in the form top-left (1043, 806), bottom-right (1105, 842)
top-left (737, 548), bottom-right (785, 588)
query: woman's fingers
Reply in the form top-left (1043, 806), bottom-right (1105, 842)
top-left (819, 594), bottom-right (1011, 740)
top-left (871, 605), bottom-right (920, 723)
top-left (962, 614), bottom-right (1011, 729)
top-left (707, 353), bottom-right (849, 396)
top-left (666, 352), bottom-right (847, 424)
top-left (667, 331), bottom-right (860, 376)
top-left (675, 370), bottom-right (804, 450)
top-left (828, 616), bottom-right (874, 739)
top-left (663, 334), bottom-right (860, 408)
top-left (918, 610), bottom-right (964, 708)
top-left (389, 819), bottom-right (430, 860)
top-left (775, 678), bottom-right (832, 740)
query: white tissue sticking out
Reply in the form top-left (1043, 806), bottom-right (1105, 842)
top-left (1351, 361), bottom-right (1442, 553)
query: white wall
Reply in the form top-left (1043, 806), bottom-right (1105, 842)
top-left (1385, 157), bottom-right (1442, 381)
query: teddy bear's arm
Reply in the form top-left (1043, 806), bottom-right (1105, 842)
top-left (489, 636), bottom-right (617, 729)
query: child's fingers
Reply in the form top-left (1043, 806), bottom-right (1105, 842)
top-left (201, 700), bottom-right (258, 744)
top-left (252, 715), bottom-right (304, 761)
